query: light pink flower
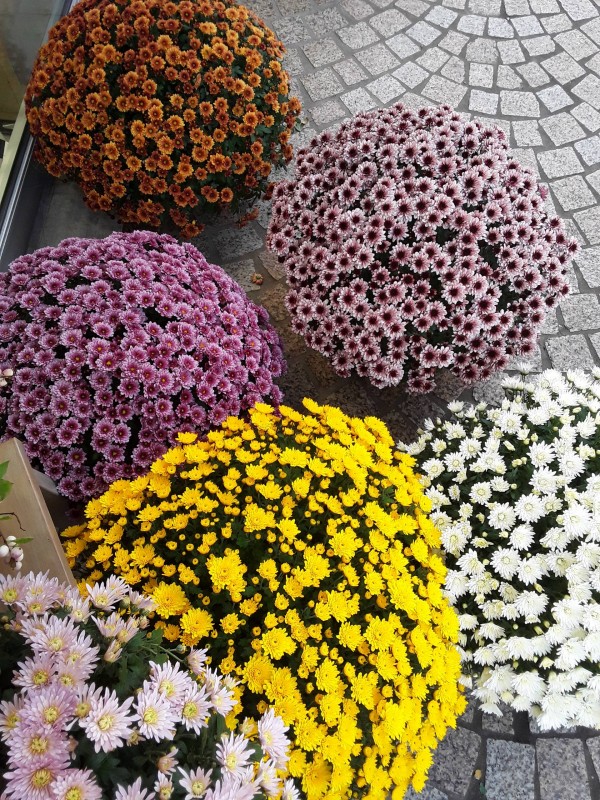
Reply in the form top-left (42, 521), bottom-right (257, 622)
top-left (79, 689), bottom-right (134, 752)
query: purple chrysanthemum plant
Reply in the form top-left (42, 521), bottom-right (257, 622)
top-left (0, 231), bottom-right (286, 502)
top-left (267, 103), bottom-right (577, 393)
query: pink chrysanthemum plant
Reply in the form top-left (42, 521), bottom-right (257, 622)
top-left (0, 231), bottom-right (286, 502)
top-left (0, 571), bottom-right (298, 800)
top-left (267, 103), bottom-right (577, 393)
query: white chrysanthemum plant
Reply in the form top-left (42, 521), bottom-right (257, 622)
top-left (401, 367), bottom-right (600, 731)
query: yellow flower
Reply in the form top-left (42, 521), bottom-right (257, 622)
top-left (207, 552), bottom-right (247, 595)
top-left (180, 607), bottom-right (214, 643)
top-left (364, 617), bottom-right (397, 652)
top-left (177, 432), bottom-right (198, 444)
top-left (314, 659), bottom-right (342, 693)
top-left (220, 613), bottom-right (242, 634)
top-left (244, 653), bottom-right (273, 693)
top-left (338, 623), bottom-right (364, 651)
top-left (260, 627), bottom-right (296, 660)
top-left (92, 544), bottom-right (112, 562)
top-left (151, 582), bottom-right (190, 618)
top-left (243, 503), bottom-right (276, 532)
top-left (279, 448), bottom-right (309, 467)
top-left (257, 559), bottom-right (278, 581)
top-left (130, 543), bottom-right (155, 567)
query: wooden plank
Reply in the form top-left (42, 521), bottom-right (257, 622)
top-left (0, 438), bottom-right (75, 585)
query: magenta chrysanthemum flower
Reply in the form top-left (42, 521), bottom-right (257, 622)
top-left (267, 103), bottom-right (577, 392)
top-left (0, 231), bottom-right (285, 501)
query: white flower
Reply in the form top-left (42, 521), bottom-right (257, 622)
top-left (559, 451), bottom-right (585, 480)
top-left (469, 482), bottom-right (492, 504)
top-left (536, 694), bottom-right (579, 730)
top-left (448, 401), bottom-right (465, 414)
top-left (427, 487), bottom-right (450, 509)
top-left (530, 467), bottom-right (559, 494)
top-left (459, 613), bottom-right (479, 631)
top-left (481, 664), bottom-right (515, 694)
top-left (577, 414), bottom-right (596, 438)
top-left (590, 566), bottom-right (600, 592)
top-left (478, 623), bottom-right (505, 641)
top-left (562, 503), bottom-right (593, 537)
top-left (515, 494), bottom-right (545, 523)
top-left (552, 598), bottom-right (585, 628)
top-left (459, 438), bottom-right (482, 459)
top-left (528, 441), bottom-right (555, 467)
top-left (444, 570), bottom-right (469, 600)
top-left (527, 407), bottom-right (551, 425)
top-left (509, 524), bottom-right (534, 551)
top-left (488, 503), bottom-right (516, 531)
top-left (256, 761), bottom-right (281, 798)
top-left (490, 548), bottom-right (520, 580)
top-left (281, 779), bottom-right (301, 800)
top-left (496, 410), bottom-right (522, 434)
top-left (467, 573), bottom-right (497, 597)
top-left (490, 476), bottom-right (510, 492)
top-left (499, 583), bottom-right (519, 603)
top-left (444, 422), bottom-right (466, 439)
top-left (422, 458), bottom-right (444, 478)
top-left (514, 591), bottom-right (548, 622)
top-left (178, 767), bottom-right (213, 799)
top-left (517, 555), bottom-right (547, 586)
top-left (541, 527), bottom-right (570, 551)
top-left (511, 671), bottom-right (546, 704)
top-left (569, 582), bottom-right (593, 605)
top-left (444, 452), bottom-right (465, 472)
top-left (441, 523), bottom-right (470, 556)
top-left (473, 646), bottom-right (496, 665)
top-left (505, 637), bottom-right (538, 660)
top-left (582, 605), bottom-right (600, 632)
top-left (481, 599), bottom-right (507, 620)
top-left (584, 631), bottom-right (600, 660)
top-left (456, 550), bottom-right (486, 576)
top-left (543, 495), bottom-right (563, 514)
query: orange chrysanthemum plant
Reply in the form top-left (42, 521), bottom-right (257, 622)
top-left (25, 0), bottom-right (302, 238)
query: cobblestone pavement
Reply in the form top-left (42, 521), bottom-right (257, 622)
top-left (28, 0), bottom-right (600, 794)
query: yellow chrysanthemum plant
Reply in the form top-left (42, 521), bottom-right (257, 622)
top-left (62, 399), bottom-right (466, 799)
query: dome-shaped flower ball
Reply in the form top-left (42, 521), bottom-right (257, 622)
top-left (25, 0), bottom-right (301, 239)
top-left (403, 368), bottom-right (600, 730)
top-left (267, 103), bottom-right (577, 393)
top-left (0, 231), bottom-right (285, 502)
top-left (64, 399), bottom-right (466, 800)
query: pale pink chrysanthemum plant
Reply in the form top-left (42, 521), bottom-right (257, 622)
top-left (267, 103), bottom-right (577, 393)
top-left (0, 571), bottom-right (298, 800)
top-left (0, 231), bottom-right (285, 502)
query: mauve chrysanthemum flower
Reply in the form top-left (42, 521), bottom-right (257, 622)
top-left (0, 232), bottom-right (285, 502)
top-left (50, 769), bottom-right (102, 800)
top-left (267, 103), bottom-right (576, 392)
top-left (80, 689), bottom-right (134, 752)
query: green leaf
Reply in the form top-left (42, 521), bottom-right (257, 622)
top-left (0, 476), bottom-right (12, 502)
top-left (0, 462), bottom-right (10, 480)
